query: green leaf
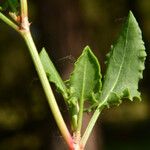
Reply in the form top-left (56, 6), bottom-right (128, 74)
top-left (68, 46), bottom-right (102, 107)
top-left (40, 48), bottom-right (68, 99)
top-left (0, 0), bottom-right (19, 13)
top-left (99, 11), bottom-right (146, 108)
top-left (67, 46), bottom-right (102, 130)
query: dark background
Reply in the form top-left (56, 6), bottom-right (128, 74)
top-left (0, 0), bottom-right (150, 150)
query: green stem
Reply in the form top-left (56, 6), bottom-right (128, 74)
top-left (20, 0), bottom-right (29, 31)
top-left (22, 31), bottom-right (73, 149)
top-left (0, 12), bottom-right (19, 32)
top-left (19, 1), bottom-right (73, 148)
top-left (20, 0), bottom-right (28, 17)
top-left (80, 107), bottom-right (103, 147)
top-left (0, 1), bottom-right (73, 148)
top-left (77, 96), bottom-right (84, 132)
top-left (72, 97), bottom-right (84, 148)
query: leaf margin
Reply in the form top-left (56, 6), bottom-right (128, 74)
top-left (98, 11), bottom-right (146, 109)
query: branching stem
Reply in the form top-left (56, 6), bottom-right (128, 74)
top-left (0, 12), bottom-right (19, 32)
top-left (22, 31), bottom-right (73, 149)
top-left (19, 1), bottom-right (73, 148)
top-left (20, 0), bottom-right (28, 18)
top-left (0, 1), bottom-right (74, 149)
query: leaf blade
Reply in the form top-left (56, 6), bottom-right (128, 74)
top-left (68, 46), bottom-right (102, 105)
top-left (68, 46), bottom-right (102, 130)
top-left (99, 11), bottom-right (146, 107)
top-left (0, 0), bottom-right (19, 13)
top-left (40, 48), bottom-right (68, 99)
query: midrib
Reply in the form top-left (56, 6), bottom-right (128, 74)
top-left (99, 20), bottom-right (130, 107)
top-left (81, 60), bottom-right (87, 100)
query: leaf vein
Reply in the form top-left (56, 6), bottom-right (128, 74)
top-left (99, 19), bottom-right (130, 107)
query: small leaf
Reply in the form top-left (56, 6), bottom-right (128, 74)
top-left (0, 0), bottom-right (19, 13)
top-left (40, 48), bottom-right (68, 99)
top-left (68, 46), bottom-right (102, 106)
top-left (99, 11), bottom-right (146, 108)
top-left (67, 46), bottom-right (102, 130)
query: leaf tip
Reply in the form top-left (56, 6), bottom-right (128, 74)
top-left (83, 45), bottom-right (91, 53)
top-left (39, 47), bottom-right (46, 57)
top-left (127, 10), bottom-right (137, 23)
top-left (128, 10), bottom-right (133, 16)
top-left (128, 11), bottom-right (136, 20)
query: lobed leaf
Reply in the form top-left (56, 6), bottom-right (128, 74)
top-left (40, 48), bottom-right (68, 99)
top-left (99, 11), bottom-right (146, 108)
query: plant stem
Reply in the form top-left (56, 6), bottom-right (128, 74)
top-left (73, 94), bottom-right (84, 149)
top-left (19, 1), bottom-right (73, 148)
top-left (0, 1), bottom-right (74, 148)
top-left (20, 0), bottom-right (28, 17)
top-left (77, 96), bottom-right (84, 132)
top-left (22, 31), bottom-right (73, 149)
top-left (20, 0), bottom-right (29, 31)
top-left (80, 108), bottom-right (103, 147)
top-left (0, 12), bottom-right (19, 32)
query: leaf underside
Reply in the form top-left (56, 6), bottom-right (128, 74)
top-left (99, 11), bottom-right (146, 108)
top-left (40, 48), bottom-right (68, 99)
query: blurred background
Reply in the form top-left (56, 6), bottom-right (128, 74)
top-left (0, 0), bottom-right (150, 150)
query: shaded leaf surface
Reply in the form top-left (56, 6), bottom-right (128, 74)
top-left (40, 48), bottom-right (68, 99)
top-left (0, 0), bottom-right (19, 13)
